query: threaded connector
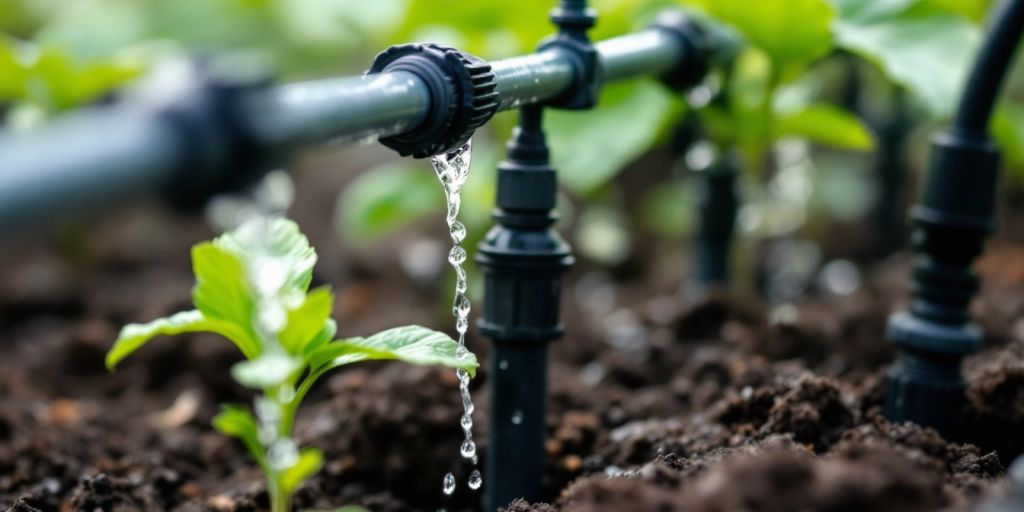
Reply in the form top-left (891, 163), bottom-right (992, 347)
top-left (368, 43), bottom-right (499, 158)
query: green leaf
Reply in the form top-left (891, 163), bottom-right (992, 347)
top-left (923, 0), bottom-right (991, 22)
top-left (830, 0), bottom-right (981, 115)
top-left (640, 181), bottom-right (696, 238)
top-left (191, 242), bottom-right (257, 336)
top-left (0, 38), bottom-right (24, 101)
top-left (548, 80), bottom-right (674, 195)
top-left (107, 310), bottom-right (258, 370)
top-left (695, 0), bottom-right (836, 74)
top-left (212, 404), bottom-right (267, 469)
top-left (279, 286), bottom-right (334, 354)
top-left (304, 318), bottom-right (337, 357)
top-left (310, 326), bottom-right (478, 377)
top-left (279, 448), bottom-right (324, 495)
top-left (216, 217), bottom-right (317, 295)
top-left (774, 104), bottom-right (876, 150)
top-left (18, 45), bottom-right (142, 113)
top-left (337, 162), bottom-right (441, 245)
top-left (993, 103), bottom-right (1024, 170)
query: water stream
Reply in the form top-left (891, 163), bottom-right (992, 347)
top-left (429, 141), bottom-right (482, 497)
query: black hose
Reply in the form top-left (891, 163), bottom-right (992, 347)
top-left (953, 0), bottom-right (1024, 134)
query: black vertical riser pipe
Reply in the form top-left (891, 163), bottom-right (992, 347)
top-left (477, 107), bottom-right (573, 510)
top-left (885, 0), bottom-right (1024, 437)
top-left (695, 156), bottom-right (739, 286)
top-left (477, 1), bottom-right (594, 508)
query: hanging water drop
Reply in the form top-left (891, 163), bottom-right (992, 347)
top-left (450, 221), bottom-right (467, 244)
top-left (448, 246), bottom-right (467, 266)
top-left (468, 469), bottom-right (483, 490)
top-left (461, 439), bottom-right (477, 459)
top-left (443, 472), bottom-right (456, 495)
top-left (461, 413), bottom-right (473, 431)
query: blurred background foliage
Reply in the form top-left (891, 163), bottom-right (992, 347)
top-left (1, 0), bottom-right (1022, 286)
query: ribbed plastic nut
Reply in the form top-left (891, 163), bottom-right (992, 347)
top-left (650, 10), bottom-right (713, 90)
top-left (368, 44), bottom-right (499, 158)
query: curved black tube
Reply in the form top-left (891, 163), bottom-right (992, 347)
top-left (953, 0), bottom-right (1024, 134)
top-left (884, 0), bottom-right (1024, 437)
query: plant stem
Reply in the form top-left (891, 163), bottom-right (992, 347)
top-left (753, 65), bottom-right (782, 174)
top-left (270, 481), bottom-right (291, 512)
top-left (280, 367), bottom-right (326, 435)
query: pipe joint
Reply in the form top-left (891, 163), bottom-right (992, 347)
top-left (368, 43), bottom-right (499, 158)
top-left (140, 59), bottom-right (271, 208)
top-left (650, 11), bottom-right (715, 90)
top-left (538, 2), bottom-right (602, 110)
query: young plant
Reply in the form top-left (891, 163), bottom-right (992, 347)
top-left (106, 217), bottom-right (477, 512)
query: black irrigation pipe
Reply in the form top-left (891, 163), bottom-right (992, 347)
top-left (885, 0), bottom-right (1024, 438)
top-left (0, 10), bottom-right (721, 233)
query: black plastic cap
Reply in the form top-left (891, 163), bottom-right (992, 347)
top-left (650, 10), bottom-right (713, 90)
top-left (142, 58), bottom-right (273, 209)
top-left (884, 349), bottom-right (966, 438)
top-left (537, 1), bottom-right (601, 110)
top-left (916, 129), bottom-right (1001, 230)
top-left (368, 44), bottom-right (498, 158)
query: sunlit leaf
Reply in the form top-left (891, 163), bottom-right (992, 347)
top-left (548, 80), bottom-right (675, 195)
top-left (310, 326), bottom-right (478, 377)
top-left (993, 103), bottom-right (1024, 170)
top-left (216, 217), bottom-right (317, 295)
top-left (191, 242), bottom-right (256, 334)
top-left (692, 0), bottom-right (836, 75)
top-left (640, 180), bottom-right (696, 238)
top-left (106, 310), bottom-right (258, 370)
top-left (830, 0), bottom-right (981, 115)
top-left (212, 404), bottom-right (267, 469)
top-left (337, 163), bottom-right (441, 245)
top-left (774, 103), bottom-right (876, 150)
top-left (279, 286), bottom-right (334, 354)
top-left (279, 448), bottom-right (324, 495)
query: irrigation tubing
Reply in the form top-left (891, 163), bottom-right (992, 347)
top-left (0, 28), bottom-right (691, 233)
top-left (954, 0), bottom-right (1024, 135)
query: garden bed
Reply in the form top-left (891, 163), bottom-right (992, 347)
top-left (1, 162), bottom-right (1023, 512)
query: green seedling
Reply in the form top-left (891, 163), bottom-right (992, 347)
top-left (106, 217), bottom-right (477, 512)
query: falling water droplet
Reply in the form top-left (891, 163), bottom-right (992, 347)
top-left (450, 221), bottom-right (467, 244)
top-left (511, 410), bottom-right (524, 425)
top-left (431, 141), bottom-right (481, 494)
top-left (448, 246), bottom-right (467, 266)
top-left (443, 473), bottom-right (456, 495)
top-left (461, 439), bottom-right (477, 459)
top-left (468, 470), bottom-right (483, 490)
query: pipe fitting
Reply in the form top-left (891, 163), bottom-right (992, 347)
top-left (537, 1), bottom-right (602, 109)
top-left (139, 58), bottom-right (272, 208)
top-left (368, 43), bottom-right (499, 158)
top-left (650, 11), bottom-right (715, 90)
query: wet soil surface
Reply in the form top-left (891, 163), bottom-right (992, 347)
top-left (2, 154), bottom-right (1024, 511)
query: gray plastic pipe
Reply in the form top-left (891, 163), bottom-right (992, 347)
top-left (0, 28), bottom-right (687, 232)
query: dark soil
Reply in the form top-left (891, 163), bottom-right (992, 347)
top-left (1, 148), bottom-right (1024, 511)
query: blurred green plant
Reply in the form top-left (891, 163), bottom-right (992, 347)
top-left (0, 0), bottom-right (407, 127)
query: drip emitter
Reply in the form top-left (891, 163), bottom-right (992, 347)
top-left (884, 0), bottom-right (1024, 437)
